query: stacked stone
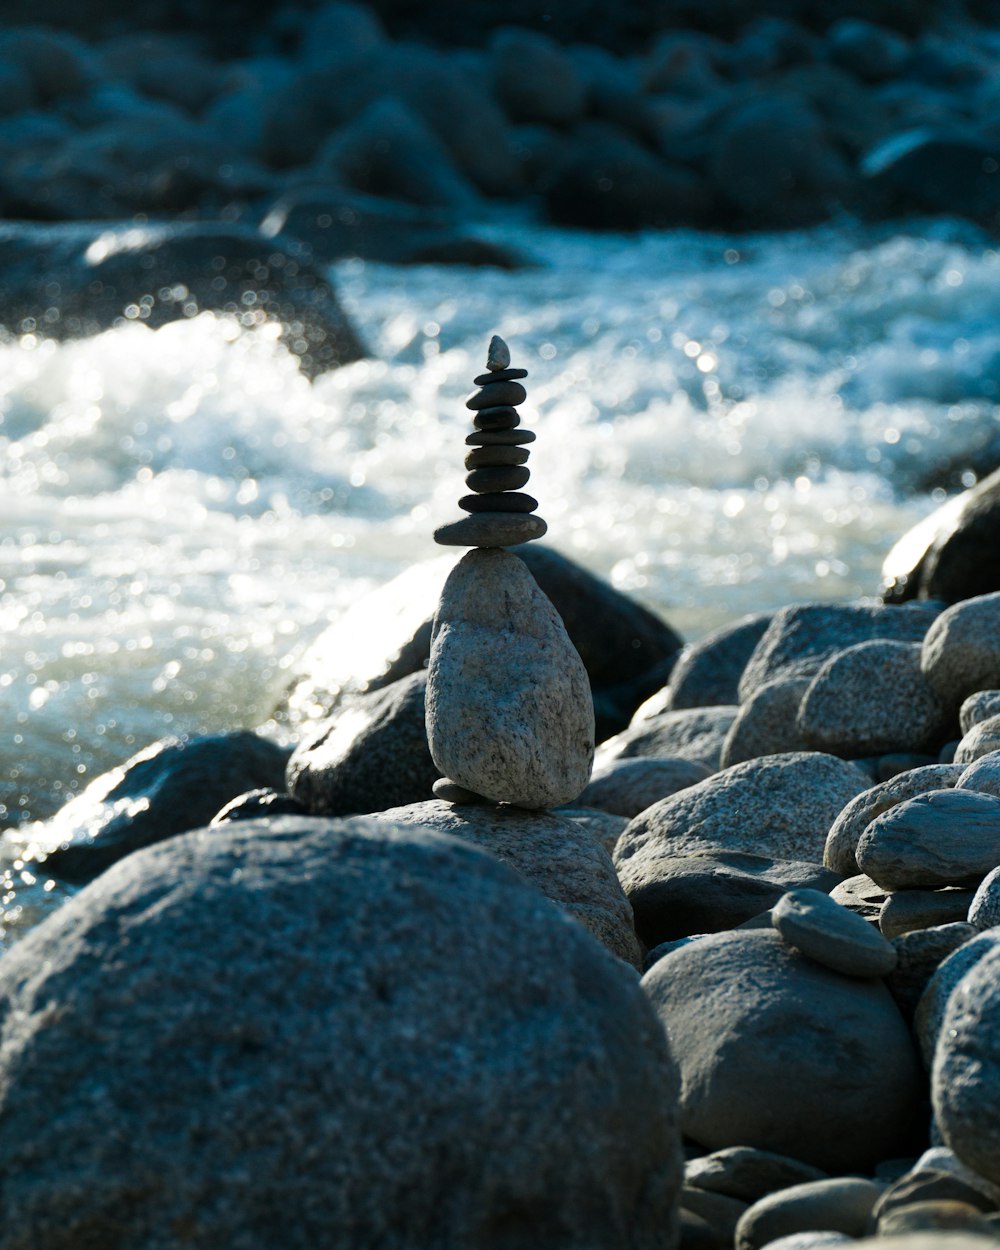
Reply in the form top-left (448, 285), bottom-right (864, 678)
top-left (434, 335), bottom-right (547, 548)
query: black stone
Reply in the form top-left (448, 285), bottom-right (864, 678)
top-left (460, 491), bottom-right (538, 513)
top-left (465, 465), bottom-right (531, 494)
top-left (473, 405), bottom-right (520, 431)
top-left (466, 428), bottom-right (536, 446)
top-left (465, 381), bottom-right (528, 410)
top-left (473, 368), bottom-right (528, 385)
top-left (464, 445), bottom-right (530, 469)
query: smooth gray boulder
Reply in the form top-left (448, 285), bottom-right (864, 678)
top-left (426, 548), bottom-right (594, 810)
top-left (960, 691), bottom-right (1000, 735)
top-left (957, 750), bottom-right (1000, 798)
top-left (857, 788), bottom-right (1000, 889)
top-left (824, 763), bottom-right (963, 876)
top-left (285, 670), bottom-right (437, 816)
top-left (557, 806), bottom-right (629, 855)
top-left (880, 888), bottom-right (976, 939)
top-left (0, 816), bottom-right (683, 1250)
top-left (954, 714), bottom-right (1000, 765)
top-left (735, 1178), bottom-right (886, 1250)
top-left (934, 940), bottom-right (1000, 1186)
top-left (684, 1146), bottom-right (827, 1205)
top-left (738, 602), bottom-right (942, 703)
top-left (721, 677), bottom-right (811, 768)
top-left (915, 929), bottom-right (1000, 1068)
top-left (968, 865), bottom-right (1000, 929)
top-left (489, 26), bottom-right (587, 126)
top-left (772, 887), bottom-right (898, 977)
top-left (664, 612), bottom-right (774, 711)
top-left (595, 706), bottom-right (738, 774)
top-left (829, 872), bottom-right (888, 922)
top-left (642, 928), bottom-right (922, 1173)
top-left (371, 799), bottom-right (642, 967)
top-left (616, 752), bottom-right (870, 868)
top-left (921, 592), bottom-right (1000, 712)
top-left (886, 922), bottom-right (977, 1022)
top-left (797, 640), bottom-right (946, 756)
top-left (579, 757), bottom-right (711, 818)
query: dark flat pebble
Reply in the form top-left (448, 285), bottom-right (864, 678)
top-left (473, 368), bottom-right (528, 385)
top-left (473, 406), bottom-right (520, 431)
top-left (465, 381), bottom-right (527, 410)
top-left (466, 428), bottom-right (536, 446)
top-left (465, 465), bottom-right (531, 493)
top-left (464, 445), bottom-right (530, 469)
top-left (460, 491), bottom-right (538, 513)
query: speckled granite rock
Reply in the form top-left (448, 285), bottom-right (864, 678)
top-left (772, 886), bottom-right (898, 977)
top-left (596, 706), bottom-right (738, 774)
top-left (921, 592), bottom-right (1000, 712)
top-left (580, 756), bottom-right (711, 818)
top-left (721, 677), bottom-right (811, 768)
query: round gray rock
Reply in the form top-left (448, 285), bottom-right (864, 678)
top-left (879, 888), bottom-right (977, 940)
top-left (772, 887), bottom-right (898, 977)
top-left (665, 612), bottom-right (774, 711)
top-left (642, 928), bottom-right (922, 1173)
top-left (735, 1178), bottom-right (886, 1250)
top-left (934, 941), bottom-right (1000, 1186)
top-left (580, 756), bottom-right (711, 818)
top-left (596, 706), bottom-right (739, 774)
top-left (954, 714), bottom-right (1000, 765)
top-left (915, 929), bottom-right (1000, 1068)
top-left (684, 1147), bottom-right (828, 1204)
top-left (959, 690), bottom-right (1000, 734)
top-left (921, 591), bottom-right (1000, 712)
top-left (426, 547), bottom-right (595, 809)
top-left (968, 865), bottom-right (1000, 929)
top-left (0, 815), bottom-right (682, 1249)
top-left (721, 677), bottom-right (811, 768)
top-left (957, 750), bottom-right (1000, 798)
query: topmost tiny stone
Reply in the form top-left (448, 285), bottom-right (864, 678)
top-left (487, 335), bottom-right (511, 371)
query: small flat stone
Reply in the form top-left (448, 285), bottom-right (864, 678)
top-left (432, 778), bottom-right (491, 805)
top-left (466, 428), bottom-right (536, 446)
top-left (879, 887), bottom-right (976, 938)
top-left (772, 887), bottom-right (898, 977)
top-left (473, 406), bottom-right (520, 431)
top-left (465, 466), bottom-right (531, 494)
top-left (486, 334), bottom-right (511, 370)
top-left (465, 381), bottom-right (528, 410)
top-left (433, 512), bottom-right (547, 548)
top-left (886, 922), bottom-right (977, 1022)
top-left (464, 445), bottom-right (530, 469)
top-left (829, 873), bottom-right (889, 922)
top-left (685, 1146), bottom-right (828, 1205)
top-left (460, 491), bottom-right (537, 514)
top-left (474, 367), bottom-right (527, 385)
top-left (735, 1178), bottom-right (886, 1250)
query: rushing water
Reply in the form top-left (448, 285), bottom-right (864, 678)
top-left (1, 212), bottom-right (998, 936)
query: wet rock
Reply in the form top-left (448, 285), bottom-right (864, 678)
top-left (286, 671), bottom-right (438, 817)
top-left (915, 929), bottom-right (1000, 1067)
top-left (955, 714), bottom-right (1000, 765)
top-left (824, 763), bottom-right (964, 876)
top-left (797, 640), bottom-right (946, 756)
top-left (664, 612), bottom-right (774, 712)
top-left (862, 130), bottom-right (1000, 227)
top-left (879, 888), bottom-right (976, 939)
top-left (579, 757), bottom-right (711, 819)
top-left (684, 1146), bottom-right (828, 1205)
top-left (211, 789), bottom-right (308, 824)
top-left (33, 730), bottom-right (291, 884)
top-left (372, 799), bottom-right (641, 967)
top-left (643, 928), bottom-right (922, 1173)
top-left (0, 26), bottom-right (99, 102)
top-left (596, 707), bottom-right (738, 774)
top-left (620, 850), bottom-right (842, 947)
top-left (857, 788), bottom-right (1000, 889)
top-left (489, 26), bottom-right (586, 126)
top-left (0, 220), bottom-right (365, 379)
top-left (827, 18), bottom-right (910, 82)
top-left (886, 922), bottom-right (978, 1022)
top-left (735, 1178), bottom-right (886, 1250)
top-left (300, 1), bottom-right (386, 69)
top-left (721, 677), bottom-right (811, 767)
top-left (921, 591), bottom-right (1000, 712)
top-left (772, 887), bottom-right (898, 978)
top-left (616, 752), bottom-right (870, 867)
top-left (0, 816), bottom-right (682, 1249)
top-left (426, 548), bottom-right (594, 810)
top-left (739, 601), bottom-right (941, 703)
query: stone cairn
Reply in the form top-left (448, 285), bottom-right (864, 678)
top-left (426, 336), bottom-right (594, 808)
top-left (433, 334), bottom-right (547, 549)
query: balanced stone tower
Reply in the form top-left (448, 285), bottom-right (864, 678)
top-left (426, 337), bottom-right (595, 810)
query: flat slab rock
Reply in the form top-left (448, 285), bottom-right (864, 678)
top-left (425, 548), bottom-right (595, 809)
top-left (772, 887), bottom-right (898, 978)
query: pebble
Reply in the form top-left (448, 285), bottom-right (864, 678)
top-left (666, 611), bottom-right (774, 711)
top-left (465, 427), bottom-right (536, 445)
top-left (954, 714), bottom-right (1000, 764)
top-left (967, 864), bottom-right (1000, 928)
top-left (473, 368), bottom-right (527, 386)
top-left (431, 777), bottom-right (488, 804)
top-left (485, 333), bottom-right (511, 370)
top-left (857, 787), bottom-right (1000, 889)
top-left (829, 873), bottom-right (889, 922)
top-left (921, 591), bottom-right (1000, 711)
top-left (433, 512), bottom-right (547, 547)
top-left (579, 756), bottom-right (711, 818)
top-left (464, 465), bottom-right (530, 493)
top-left (459, 490), bottom-right (537, 513)
top-left (465, 380), bottom-right (528, 409)
top-left (721, 677), bottom-right (811, 767)
top-left (959, 689), bottom-right (1000, 733)
top-left (735, 1178), bottom-right (886, 1250)
top-left (879, 887), bottom-right (977, 939)
top-left (772, 886), bottom-right (898, 977)
top-left (878, 1200), bottom-right (1000, 1238)
top-left (684, 1147), bottom-right (828, 1204)
top-left (956, 750), bottom-right (1000, 797)
top-left (464, 445), bottom-right (529, 468)
top-left (472, 406), bottom-right (520, 431)
top-left (596, 705), bottom-right (738, 773)
top-left (681, 1186), bottom-right (750, 1244)
top-left (914, 928), bottom-right (1000, 1068)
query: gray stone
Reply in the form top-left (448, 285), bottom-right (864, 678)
top-left (616, 753), bottom-right (870, 868)
top-left (857, 788), bottom-right (1000, 889)
top-left (489, 26), bottom-right (587, 126)
top-left (824, 763), bottom-right (963, 876)
top-left (620, 850), bottom-right (842, 948)
top-left (642, 928), bottom-right (922, 1173)
top-left (684, 1147), bottom-right (828, 1205)
top-left (664, 612), bottom-right (774, 711)
top-left (877, 1201), bottom-right (1000, 1238)
top-left (596, 707), bottom-right (739, 774)
top-left (957, 750), bottom-right (1000, 799)
top-left (968, 865), bottom-right (1000, 929)
top-left (32, 730), bottom-right (290, 884)
top-left (772, 887), bottom-right (898, 977)
top-left (798, 640), bottom-right (946, 756)
top-left (372, 799), bottom-right (641, 967)
top-left (874, 1162), bottom-right (999, 1224)
top-left (886, 922), bottom-right (978, 1022)
top-left (426, 548), bottom-right (594, 810)
top-left (934, 940), bottom-right (1000, 1186)
top-left (829, 873), bottom-right (888, 922)
top-left (828, 17), bottom-right (910, 81)
top-left (0, 816), bottom-right (682, 1249)
top-left (431, 778), bottom-right (488, 804)
top-left (756, 1236), bottom-right (852, 1250)
top-left (739, 602), bottom-right (942, 703)
top-left (434, 512), bottom-right (547, 547)
top-left (960, 691), bottom-right (1000, 735)
top-left (210, 789), bottom-right (306, 824)
top-left (955, 715), bottom-right (1000, 765)
top-left (465, 445), bottom-right (530, 469)
top-left (921, 592), bottom-right (1000, 712)
top-left (906, 1148), bottom-right (1000, 1211)
top-left (680, 1186), bottom-right (749, 1245)
top-left (556, 806), bottom-right (629, 856)
top-left (580, 757), bottom-right (711, 818)
top-left (466, 381), bottom-right (528, 410)
top-left (486, 334), bottom-right (511, 370)
top-left (915, 929), bottom-right (1000, 1068)
top-left (880, 888), bottom-right (977, 939)
top-left (286, 671), bottom-right (438, 817)
top-left (465, 465), bottom-right (532, 493)
top-left (460, 489), bottom-right (537, 513)
top-left (721, 677), bottom-right (811, 767)
top-left (848, 1235), bottom-right (1000, 1250)
top-left (735, 1178), bottom-right (886, 1250)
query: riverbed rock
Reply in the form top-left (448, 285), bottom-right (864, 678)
top-left (915, 928), bottom-right (1000, 1068)
top-left (684, 1147), bottom-right (828, 1205)
top-left (798, 639), bottom-right (947, 756)
top-left (285, 670), bottom-right (438, 816)
top-left (957, 750), bottom-right (1000, 798)
top-left (31, 730), bottom-right (291, 884)
top-left (772, 886), bottom-right (898, 977)
top-left (579, 757), bottom-right (711, 818)
top-left (489, 26), bottom-right (586, 126)
top-left (596, 707), bottom-right (738, 773)
top-left (857, 788), bottom-right (1000, 889)
top-left (968, 865), bottom-right (1000, 928)
top-left (643, 927), bottom-right (923, 1172)
top-left (829, 872), bottom-right (889, 922)
top-left (933, 939), bottom-right (1000, 1186)
top-left (862, 129), bottom-right (1000, 226)
top-left (663, 612), bottom-right (774, 711)
top-left (735, 1178), bottom-right (886, 1250)
top-left (873, 1155), bottom-right (1000, 1225)
top-left (721, 677), bottom-right (811, 767)
top-left (879, 887), bottom-right (977, 939)
top-left (0, 815), bottom-right (682, 1249)
top-left (824, 763), bottom-right (963, 875)
top-left (739, 601), bottom-right (942, 703)
top-left (210, 788), bottom-right (307, 824)
top-left (886, 922), bottom-right (978, 1021)
top-left (921, 591), bottom-right (1000, 712)
top-left (954, 714), bottom-right (1000, 764)
top-left (426, 548), bottom-right (594, 809)
top-left (372, 799), bottom-right (641, 966)
top-left (616, 752), bottom-right (870, 867)
top-left (960, 690), bottom-right (1000, 734)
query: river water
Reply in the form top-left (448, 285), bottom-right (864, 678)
top-left (0, 212), bottom-right (998, 937)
